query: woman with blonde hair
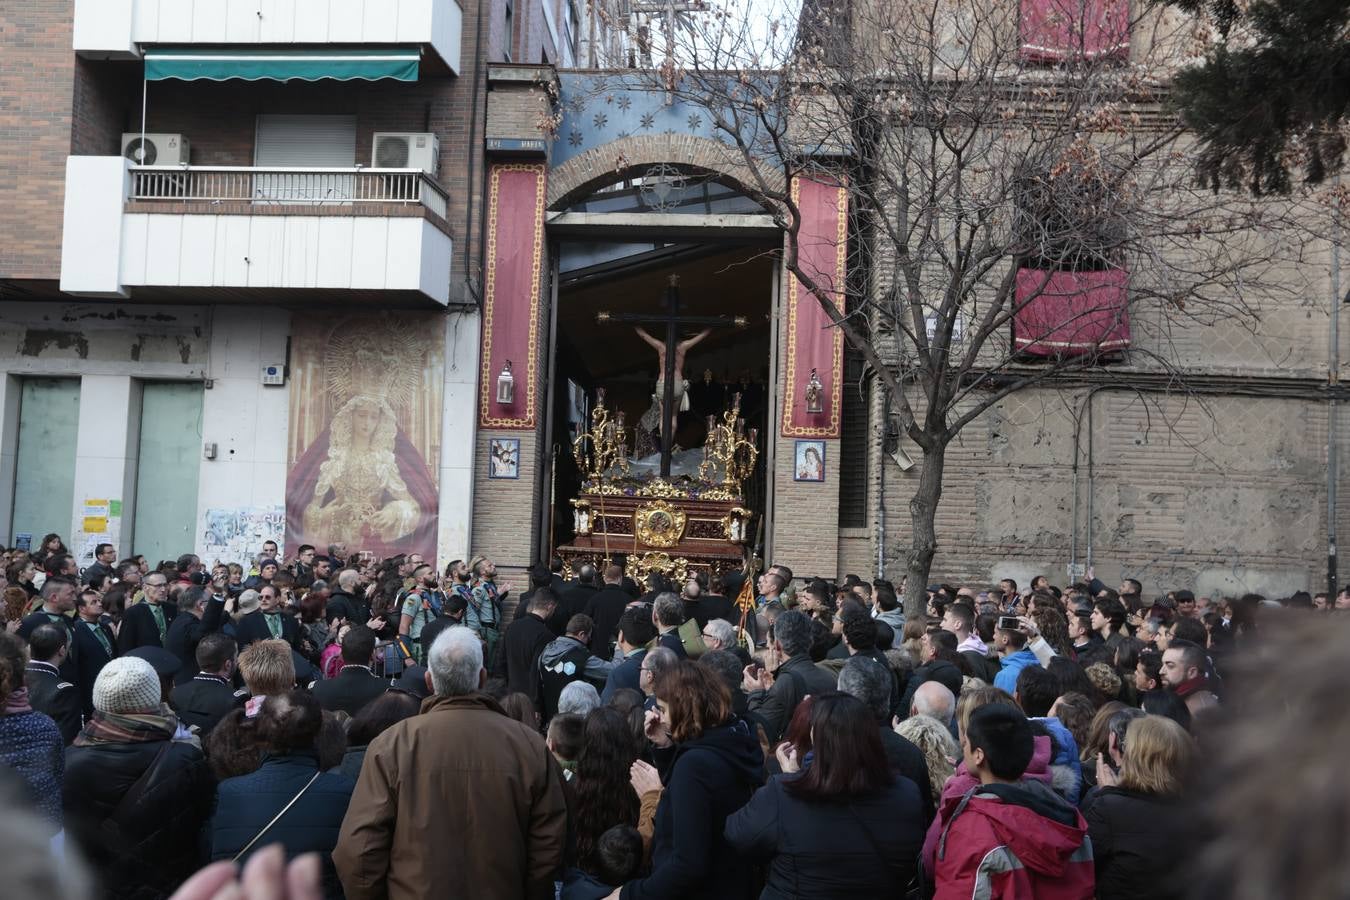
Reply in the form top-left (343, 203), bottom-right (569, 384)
top-left (894, 713), bottom-right (957, 808)
top-left (1082, 715), bottom-right (1194, 900)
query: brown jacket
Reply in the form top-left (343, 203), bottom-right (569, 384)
top-left (333, 692), bottom-right (568, 900)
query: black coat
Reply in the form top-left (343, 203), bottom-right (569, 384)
top-left (82, 560), bottom-right (115, 586)
top-left (878, 725), bottom-right (935, 825)
top-left (117, 601), bottom-right (176, 653)
top-left (621, 720), bottom-right (765, 900)
top-left (555, 582), bottom-right (598, 635)
top-left (657, 629), bottom-right (688, 659)
top-left (899, 658), bottom-right (964, 715)
top-left (235, 609), bottom-right (302, 649)
top-left (495, 613), bottom-right (556, 700)
top-left (682, 594), bottom-right (734, 630)
top-left (24, 661), bottom-right (82, 744)
top-left (63, 735), bottom-right (216, 900)
top-left (1081, 787), bottom-right (1191, 900)
top-left (170, 674), bottom-right (246, 736)
top-left (583, 586), bottom-right (633, 659)
top-left (747, 655), bottom-right (839, 743)
top-left (325, 590), bottom-right (371, 626)
top-left (208, 752), bottom-right (355, 899)
top-left (72, 618), bottom-right (118, 717)
top-left (164, 596), bottom-right (227, 686)
top-left (725, 773), bottom-right (926, 900)
top-left (311, 666), bottom-right (390, 717)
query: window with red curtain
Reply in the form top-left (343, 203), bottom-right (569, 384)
top-left (1020, 0), bottom-right (1130, 63)
top-left (1013, 267), bottom-right (1130, 357)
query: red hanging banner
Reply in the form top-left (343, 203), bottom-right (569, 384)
top-left (1013, 267), bottom-right (1131, 356)
top-left (782, 175), bottom-right (847, 439)
top-left (479, 163), bottom-right (546, 429)
top-left (1020, 0), bottom-right (1130, 63)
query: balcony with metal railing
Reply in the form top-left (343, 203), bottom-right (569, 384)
top-left (61, 157), bottom-right (455, 305)
top-left (128, 166), bottom-right (450, 220)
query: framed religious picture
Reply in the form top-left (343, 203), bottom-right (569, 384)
top-left (794, 440), bottom-right (826, 482)
top-left (488, 438), bottom-right (521, 479)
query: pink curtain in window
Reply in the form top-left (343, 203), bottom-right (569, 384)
top-left (1013, 267), bottom-right (1130, 357)
top-left (1020, 0), bottom-right (1130, 62)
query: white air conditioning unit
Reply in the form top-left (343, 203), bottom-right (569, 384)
top-left (372, 132), bottom-right (440, 173)
top-left (122, 133), bottom-right (190, 166)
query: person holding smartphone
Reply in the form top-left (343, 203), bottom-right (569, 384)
top-left (991, 615), bottom-right (1042, 694)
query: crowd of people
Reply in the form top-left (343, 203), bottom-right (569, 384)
top-left (0, 532), bottom-right (1346, 899)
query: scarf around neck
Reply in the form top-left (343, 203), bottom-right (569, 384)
top-left (75, 707), bottom-right (177, 747)
top-left (3, 687), bottom-right (32, 715)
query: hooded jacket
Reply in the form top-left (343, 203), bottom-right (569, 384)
top-left (620, 718), bottom-right (764, 900)
top-left (993, 650), bottom-right (1040, 694)
top-left (539, 635), bottom-right (616, 685)
top-left (922, 734), bottom-right (1054, 876)
top-left (1034, 716), bottom-right (1083, 806)
top-left (934, 780), bottom-right (1094, 900)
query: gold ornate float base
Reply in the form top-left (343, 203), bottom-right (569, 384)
top-left (556, 479), bottom-right (751, 584)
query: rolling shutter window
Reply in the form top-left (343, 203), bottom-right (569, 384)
top-left (838, 345), bottom-right (869, 528)
top-left (253, 115), bottom-right (357, 203)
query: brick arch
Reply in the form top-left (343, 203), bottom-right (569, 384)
top-left (546, 134), bottom-right (786, 211)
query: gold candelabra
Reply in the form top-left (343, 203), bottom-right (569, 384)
top-left (572, 388), bottom-right (631, 479)
top-left (701, 392), bottom-right (759, 492)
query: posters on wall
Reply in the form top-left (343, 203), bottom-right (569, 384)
top-left (76, 498), bottom-right (122, 566)
top-left (202, 506), bottom-right (285, 567)
top-left (284, 312), bottom-right (445, 561)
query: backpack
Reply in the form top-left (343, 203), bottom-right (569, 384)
top-left (539, 640), bottom-right (593, 720)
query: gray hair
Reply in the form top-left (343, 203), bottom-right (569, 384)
top-left (177, 585), bottom-right (206, 614)
top-left (911, 681), bottom-right (957, 724)
top-left (643, 646), bottom-right (679, 681)
top-left (773, 609), bottom-right (813, 658)
top-left (838, 656), bottom-right (891, 721)
top-left (337, 569), bottom-right (359, 591)
top-left (704, 618), bottom-right (736, 649)
top-left (557, 680), bottom-right (601, 716)
top-left (427, 625), bottom-right (483, 697)
top-left (653, 592), bottom-right (684, 627)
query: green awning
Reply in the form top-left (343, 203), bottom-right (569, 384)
top-left (143, 47), bottom-right (420, 82)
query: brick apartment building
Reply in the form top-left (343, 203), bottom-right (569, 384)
top-left (0, 0), bottom-right (612, 570)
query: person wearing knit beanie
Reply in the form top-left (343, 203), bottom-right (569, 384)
top-left (92, 656), bottom-right (162, 715)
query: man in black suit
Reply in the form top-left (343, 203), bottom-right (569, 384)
top-left (72, 587), bottom-right (117, 718)
top-left (17, 576), bottom-right (80, 684)
top-left (164, 582), bottom-right (227, 686)
top-left (311, 626), bottom-right (388, 717)
top-left (170, 633), bottom-right (245, 735)
top-left (493, 590), bottom-right (556, 701)
top-left (582, 565), bottom-right (634, 660)
top-left (556, 565), bottom-right (599, 636)
top-left (81, 542), bottom-right (117, 587)
top-left (235, 584), bottom-right (302, 649)
top-left (25, 624), bottom-right (82, 744)
top-left (652, 593), bottom-right (688, 659)
top-left (117, 572), bottom-right (175, 652)
top-left (326, 569), bottom-right (381, 629)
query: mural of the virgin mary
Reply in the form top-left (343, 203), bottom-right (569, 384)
top-left (286, 319), bottom-right (441, 559)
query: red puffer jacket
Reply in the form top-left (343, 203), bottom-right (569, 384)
top-left (933, 780), bottom-right (1094, 900)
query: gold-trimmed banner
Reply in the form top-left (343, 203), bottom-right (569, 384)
top-left (781, 175), bottom-right (846, 438)
top-left (479, 162), bottom-right (546, 429)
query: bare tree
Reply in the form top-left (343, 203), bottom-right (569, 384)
top-left (601, 0), bottom-right (1305, 615)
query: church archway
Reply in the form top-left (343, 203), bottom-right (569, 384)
top-left (546, 134), bottom-right (786, 211)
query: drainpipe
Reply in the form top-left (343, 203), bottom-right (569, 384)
top-left (1329, 182), bottom-right (1341, 600)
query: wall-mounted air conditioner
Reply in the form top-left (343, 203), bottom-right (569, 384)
top-left (372, 132), bottom-right (440, 174)
top-left (122, 133), bottom-right (190, 166)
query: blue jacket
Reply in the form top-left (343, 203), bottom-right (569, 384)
top-left (1035, 716), bottom-right (1084, 806)
top-left (993, 649), bottom-right (1040, 694)
top-left (601, 648), bottom-right (646, 702)
top-left (208, 752), bottom-right (355, 899)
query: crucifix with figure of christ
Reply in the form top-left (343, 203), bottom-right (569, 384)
top-left (598, 274), bottom-right (746, 477)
